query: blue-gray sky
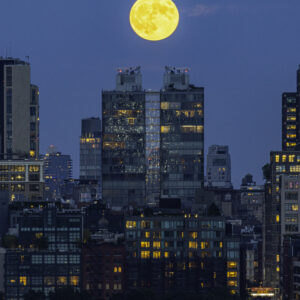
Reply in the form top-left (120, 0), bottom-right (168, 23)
top-left (1, 0), bottom-right (300, 187)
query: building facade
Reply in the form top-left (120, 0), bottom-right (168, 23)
top-left (125, 214), bottom-right (240, 295)
top-left (282, 66), bottom-right (300, 151)
top-left (82, 231), bottom-right (125, 300)
top-left (4, 205), bottom-right (82, 300)
top-left (0, 58), bottom-right (39, 160)
top-left (206, 145), bottom-right (232, 189)
top-left (0, 160), bottom-right (44, 201)
top-left (160, 67), bottom-right (204, 206)
top-left (43, 145), bottom-right (72, 199)
top-left (102, 67), bottom-right (204, 208)
top-left (80, 117), bottom-right (101, 181)
top-left (264, 152), bottom-right (300, 287)
top-left (102, 67), bottom-right (146, 208)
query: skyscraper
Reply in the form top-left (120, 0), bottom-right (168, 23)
top-left (102, 67), bottom-right (204, 208)
top-left (102, 67), bottom-right (146, 207)
top-left (43, 145), bottom-right (72, 199)
top-left (282, 66), bottom-right (300, 151)
top-left (206, 145), bottom-right (232, 189)
top-left (160, 67), bottom-right (204, 206)
top-left (0, 58), bottom-right (39, 159)
top-left (80, 118), bottom-right (101, 181)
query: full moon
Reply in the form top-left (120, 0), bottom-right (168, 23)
top-left (130, 0), bottom-right (179, 41)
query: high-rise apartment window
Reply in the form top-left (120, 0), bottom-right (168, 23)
top-left (30, 107), bottom-right (36, 116)
top-left (6, 67), bottom-right (12, 86)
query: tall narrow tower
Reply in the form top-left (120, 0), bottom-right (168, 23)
top-left (80, 117), bottom-right (102, 181)
top-left (0, 58), bottom-right (39, 159)
top-left (160, 67), bottom-right (204, 207)
top-left (102, 67), bottom-right (146, 208)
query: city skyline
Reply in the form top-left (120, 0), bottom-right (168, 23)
top-left (1, 0), bottom-right (300, 187)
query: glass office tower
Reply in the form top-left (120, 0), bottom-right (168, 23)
top-left (102, 67), bottom-right (204, 208)
top-left (102, 67), bottom-right (146, 208)
top-left (160, 67), bottom-right (204, 206)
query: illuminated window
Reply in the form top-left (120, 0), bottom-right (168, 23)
top-left (161, 102), bottom-right (169, 109)
top-left (19, 276), bottom-right (27, 286)
top-left (220, 242), bottom-right (223, 248)
top-left (227, 261), bottom-right (237, 269)
top-left (189, 241), bottom-right (198, 249)
top-left (106, 283), bottom-right (110, 290)
top-left (287, 108), bottom-right (297, 112)
top-left (282, 155), bottom-right (287, 162)
top-left (145, 232), bottom-right (150, 238)
top-left (164, 252), bottom-right (169, 258)
top-left (290, 165), bottom-right (300, 172)
top-left (201, 242), bottom-right (209, 249)
top-left (57, 276), bottom-right (67, 286)
top-left (70, 276), bottom-right (79, 286)
top-left (289, 155), bottom-right (296, 162)
top-left (141, 251), bottom-right (150, 259)
top-left (287, 134), bottom-right (297, 139)
top-left (153, 241), bottom-right (161, 249)
top-left (287, 142), bottom-right (297, 147)
top-left (29, 165), bottom-right (40, 172)
top-left (292, 204), bottom-right (299, 211)
top-left (30, 150), bottom-right (35, 157)
top-left (190, 232), bottom-right (198, 239)
top-left (276, 215), bottom-right (280, 222)
top-left (276, 255), bottom-right (280, 263)
top-left (114, 266), bottom-right (122, 273)
top-left (227, 271), bottom-right (238, 278)
top-left (153, 251), bottom-right (161, 259)
top-left (128, 118), bottom-right (136, 125)
top-left (287, 125), bottom-right (297, 130)
top-left (141, 241), bottom-right (150, 248)
top-left (287, 116), bottom-right (297, 121)
top-left (275, 155), bottom-right (280, 163)
top-left (228, 280), bottom-right (238, 287)
top-left (161, 126), bottom-right (170, 133)
top-left (35, 233), bottom-right (43, 239)
top-left (276, 266), bottom-right (280, 272)
top-left (126, 221), bottom-right (136, 229)
top-left (141, 220), bottom-right (150, 229)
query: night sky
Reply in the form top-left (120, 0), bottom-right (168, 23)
top-left (1, 0), bottom-right (300, 187)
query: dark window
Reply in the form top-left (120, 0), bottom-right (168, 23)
top-left (6, 67), bottom-right (12, 86)
top-left (30, 107), bottom-right (36, 116)
top-left (29, 184), bottom-right (40, 192)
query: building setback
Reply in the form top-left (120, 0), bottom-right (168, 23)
top-left (0, 58), bottom-right (39, 160)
